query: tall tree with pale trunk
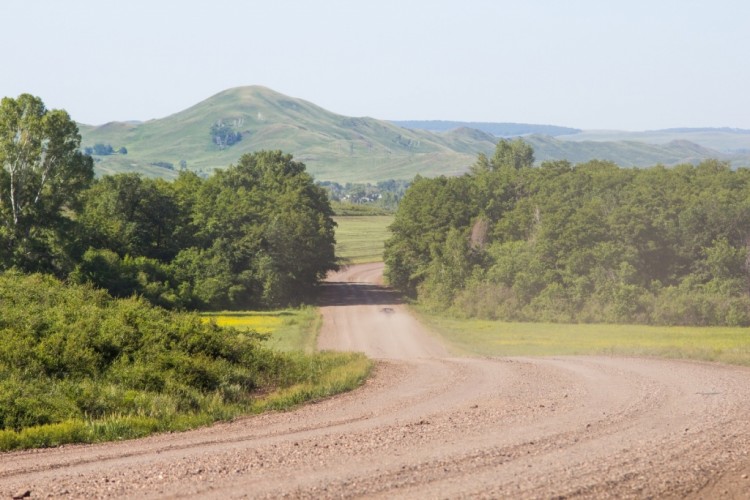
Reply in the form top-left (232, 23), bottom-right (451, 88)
top-left (0, 94), bottom-right (93, 272)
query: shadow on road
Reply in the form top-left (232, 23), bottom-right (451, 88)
top-left (315, 281), bottom-right (403, 307)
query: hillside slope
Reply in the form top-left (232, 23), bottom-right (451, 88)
top-left (80, 86), bottom-right (496, 182)
top-left (525, 135), bottom-right (729, 167)
top-left (79, 86), bottom-right (744, 182)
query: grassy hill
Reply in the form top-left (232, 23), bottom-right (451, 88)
top-left (79, 86), bottom-right (749, 182)
top-left (79, 86), bottom-right (496, 182)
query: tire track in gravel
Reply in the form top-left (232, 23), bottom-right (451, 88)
top-left (1, 262), bottom-right (749, 498)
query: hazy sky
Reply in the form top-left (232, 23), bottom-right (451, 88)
top-left (3, 1), bottom-right (749, 130)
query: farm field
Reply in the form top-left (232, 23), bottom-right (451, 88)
top-left (417, 311), bottom-right (750, 366)
top-left (334, 215), bottom-right (393, 264)
top-left (202, 307), bottom-right (320, 353)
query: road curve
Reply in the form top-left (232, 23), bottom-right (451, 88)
top-left (1, 263), bottom-right (750, 498)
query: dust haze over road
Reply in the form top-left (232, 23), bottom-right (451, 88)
top-left (2, 262), bottom-right (750, 498)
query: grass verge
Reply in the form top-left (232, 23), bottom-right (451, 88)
top-left (0, 352), bottom-right (371, 451)
top-left (416, 308), bottom-right (750, 366)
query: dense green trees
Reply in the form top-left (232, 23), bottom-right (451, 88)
top-left (72, 151), bottom-right (337, 310)
top-left (79, 174), bottom-right (181, 261)
top-left (171, 151), bottom-right (336, 309)
top-left (0, 94), bottom-right (94, 274)
top-left (385, 140), bottom-right (750, 326)
top-left (210, 121), bottom-right (242, 148)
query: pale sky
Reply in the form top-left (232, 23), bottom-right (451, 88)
top-left (3, 0), bottom-right (749, 130)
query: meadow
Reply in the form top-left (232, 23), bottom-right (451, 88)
top-left (202, 307), bottom-right (320, 353)
top-left (417, 310), bottom-right (750, 366)
top-left (334, 215), bottom-right (393, 264)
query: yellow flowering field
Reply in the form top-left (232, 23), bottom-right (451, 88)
top-left (202, 308), bottom-right (320, 352)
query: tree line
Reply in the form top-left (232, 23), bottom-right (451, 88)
top-left (0, 94), bottom-right (337, 311)
top-left (385, 139), bottom-right (750, 326)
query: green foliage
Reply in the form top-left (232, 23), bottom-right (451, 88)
top-left (69, 248), bottom-right (184, 309)
top-left (0, 271), bottom-right (262, 428)
top-left (71, 152), bottom-right (337, 310)
top-left (0, 272), bottom-right (371, 449)
top-left (385, 174), bottom-right (476, 295)
top-left (92, 143), bottom-right (114, 155)
top-left (331, 201), bottom-right (394, 216)
top-left (176, 150), bottom-right (337, 309)
top-left (79, 174), bottom-right (181, 261)
top-left (210, 121), bottom-right (243, 148)
top-left (0, 94), bottom-right (94, 274)
top-left (83, 143), bottom-right (117, 156)
top-left (386, 140), bottom-right (750, 326)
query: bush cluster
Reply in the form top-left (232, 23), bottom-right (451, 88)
top-left (0, 271), bottom-right (276, 431)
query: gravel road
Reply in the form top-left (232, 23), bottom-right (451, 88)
top-left (2, 262), bottom-right (750, 498)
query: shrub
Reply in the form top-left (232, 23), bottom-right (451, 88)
top-left (0, 270), bottom-right (371, 449)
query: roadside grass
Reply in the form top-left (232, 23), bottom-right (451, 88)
top-left (416, 310), bottom-right (750, 366)
top-left (0, 351), bottom-right (371, 452)
top-left (334, 215), bottom-right (393, 264)
top-left (202, 307), bottom-right (320, 353)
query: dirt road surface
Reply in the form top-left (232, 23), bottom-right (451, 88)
top-left (2, 262), bottom-right (750, 498)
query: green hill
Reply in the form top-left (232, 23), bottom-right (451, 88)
top-left (79, 86), bottom-right (496, 182)
top-left (79, 86), bottom-right (747, 182)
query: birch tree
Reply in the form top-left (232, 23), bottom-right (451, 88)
top-left (0, 94), bottom-right (94, 271)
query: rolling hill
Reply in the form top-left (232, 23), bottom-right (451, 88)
top-left (79, 86), bottom-right (497, 182)
top-left (79, 86), bottom-right (749, 182)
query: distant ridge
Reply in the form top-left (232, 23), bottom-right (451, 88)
top-left (391, 120), bottom-right (580, 137)
top-left (525, 135), bottom-right (727, 167)
top-left (651, 127), bottom-right (750, 134)
top-left (77, 86), bottom-right (750, 182)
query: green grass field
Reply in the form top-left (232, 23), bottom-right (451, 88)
top-left (334, 215), bottom-right (393, 264)
top-left (417, 310), bottom-right (750, 366)
top-left (202, 307), bottom-right (320, 353)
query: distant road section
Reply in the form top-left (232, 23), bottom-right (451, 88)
top-left (1, 263), bottom-right (749, 498)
